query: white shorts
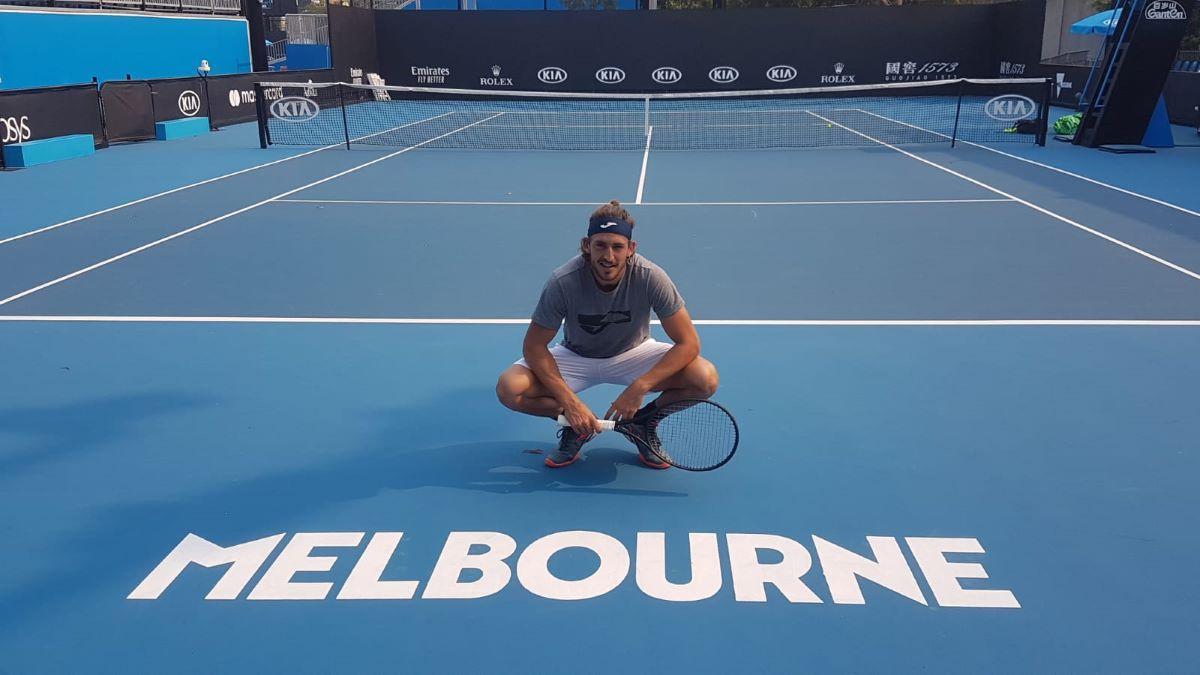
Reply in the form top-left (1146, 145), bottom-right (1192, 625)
top-left (514, 339), bottom-right (672, 393)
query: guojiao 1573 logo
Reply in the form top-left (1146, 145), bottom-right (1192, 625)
top-left (2, 115), bottom-right (32, 144)
top-left (984, 94), bottom-right (1036, 122)
top-left (270, 97), bottom-right (320, 122)
top-left (1145, 0), bottom-right (1186, 19)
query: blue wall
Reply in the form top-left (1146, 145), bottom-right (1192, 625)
top-left (284, 44), bottom-right (331, 71)
top-left (0, 8), bottom-right (252, 90)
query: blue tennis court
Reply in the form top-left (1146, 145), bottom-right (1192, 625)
top-left (3, 113), bottom-right (1200, 672)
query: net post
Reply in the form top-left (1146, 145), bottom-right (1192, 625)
top-left (255, 83), bottom-right (269, 149)
top-left (339, 84), bottom-right (351, 150)
top-left (950, 79), bottom-right (964, 148)
top-left (643, 96), bottom-right (650, 139)
top-left (1037, 77), bottom-right (1052, 146)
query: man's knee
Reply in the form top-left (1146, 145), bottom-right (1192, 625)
top-left (698, 359), bottom-right (720, 398)
top-left (496, 370), bottom-right (525, 411)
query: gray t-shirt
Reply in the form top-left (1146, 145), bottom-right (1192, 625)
top-left (531, 254), bottom-right (684, 358)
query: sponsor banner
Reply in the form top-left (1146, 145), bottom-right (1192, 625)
top-left (206, 69), bottom-right (335, 127)
top-left (651, 66), bottom-right (682, 85)
top-left (329, 5), bottom-right (380, 85)
top-left (538, 66), bottom-right (568, 85)
top-left (373, 4), bottom-right (1042, 92)
top-left (1144, 0), bottom-right (1187, 20)
top-left (148, 76), bottom-right (210, 123)
top-left (984, 94), bottom-right (1037, 122)
top-left (817, 63), bottom-right (854, 85)
top-left (595, 67), bottom-right (626, 85)
top-left (883, 61), bottom-right (960, 82)
top-left (0, 83), bottom-right (104, 168)
top-left (410, 66), bottom-right (450, 85)
top-left (479, 65), bottom-right (514, 88)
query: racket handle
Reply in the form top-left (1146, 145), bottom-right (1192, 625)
top-left (556, 415), bottom-right (616, 431)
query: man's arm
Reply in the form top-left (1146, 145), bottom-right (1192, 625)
top-left (605, 307), bottom-right (701, 421)
top-left (523, 322), bottom-right (602, 436)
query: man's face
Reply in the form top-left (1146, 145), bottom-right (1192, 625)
top-left (582, 233), bottom-right (636, 287)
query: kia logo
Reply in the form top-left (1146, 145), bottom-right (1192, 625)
top-left (270, 97), bottom-right (320, 122)
top-left (538, 67), bottom-right (568, 84)
top-left (595, 67), bottom-right (626, 84)
top-left (984, 94), bottom-right (1036, 122)
top-left (178, 90), bottom-right (202, 117)
top-left (708, 67), bottom-right (739, 84)
top-left (651, 67), bottom-right (682, 84)
top-left (766, 65), bottom-right (797, 83)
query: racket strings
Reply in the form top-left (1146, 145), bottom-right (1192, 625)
top-left (651, 400), bottom-right (738, 471)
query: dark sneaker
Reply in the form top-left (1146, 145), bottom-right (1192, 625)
top-left (628, 422), bottom-right (670, 470)
top-left (545, 427), bottom-right (589, 468)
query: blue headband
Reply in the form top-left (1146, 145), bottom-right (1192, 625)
top-left (587, 214), bottom-right (634, 239)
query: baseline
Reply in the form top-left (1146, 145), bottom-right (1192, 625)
top-left (272, 198), bottom-right (1015, 207)
top-left (806, 111), bottom-right (1200, 282)
top-left (1, 316), bottom-right (1198, 326)
top-left (0, 114), bottom-right (506, 307)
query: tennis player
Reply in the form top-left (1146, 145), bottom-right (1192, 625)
top-left (496, 201), bottom-right (719, 469)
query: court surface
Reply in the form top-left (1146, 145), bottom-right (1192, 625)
top-left (2, 117), bottom-right (1199, 673)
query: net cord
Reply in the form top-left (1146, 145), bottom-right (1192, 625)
top-left (257, 77), bottom-right (1051, 102)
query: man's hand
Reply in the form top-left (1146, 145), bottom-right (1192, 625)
top-left (562, 398), bottom-right (603, 437)
top-left (605, 382), bottom-right (649, 423)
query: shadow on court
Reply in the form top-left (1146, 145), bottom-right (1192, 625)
top-left (0, 391), bottom-right (210, 477)
top-left (0, 386), bottom-right (685, 635)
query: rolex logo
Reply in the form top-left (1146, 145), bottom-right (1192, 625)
top-left (834, 63), bottom-right (844, 74)
top-left (491, 65), bottom-right (501, 76)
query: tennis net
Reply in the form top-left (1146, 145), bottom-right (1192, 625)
top-left (255, 78), bottom-right (1051, 151)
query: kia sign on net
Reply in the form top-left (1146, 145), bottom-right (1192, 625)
top-left (270, 97), bottom-right (320, 123)
top-left (984, 94), bottom-right (1036, 122)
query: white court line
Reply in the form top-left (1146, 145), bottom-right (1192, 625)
top-left (854, 109), bottom-right (1200, 219)
top-left (636, 126), bottom-right (653, 205)
top-left (0, 144), bottom-right (340, 248)
top-left (0, 315), bottom-right (1197, 326)
top-left (0, 112), bottom-right (458, 249)
top-left (0, 113), bottom-right (507, 308)
top-left (273, 198), bottom-right (1015, 207)
top-left (807, 111), bottom-right (1200, 282)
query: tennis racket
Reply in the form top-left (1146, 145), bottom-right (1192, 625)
top-left (557, 399), bottom-right (739, 472)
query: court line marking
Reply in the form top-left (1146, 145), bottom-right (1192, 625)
top-left (1, 316), bottom-right (1197, 326)
top-left (636, 126), bottom-right (653, 204)
top-left (0, 112), bottom-right (458, 249)
top-left (855, 109), bottom-right (1200, 219)
top-left (0, 144), bottom-right (340, 248)
top-left (0, 113), bottom-right (507, 308)
top-left (272, 198), bottom-right (1016, 207)
top-left (807, 111), bottom-right (1200, 282)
